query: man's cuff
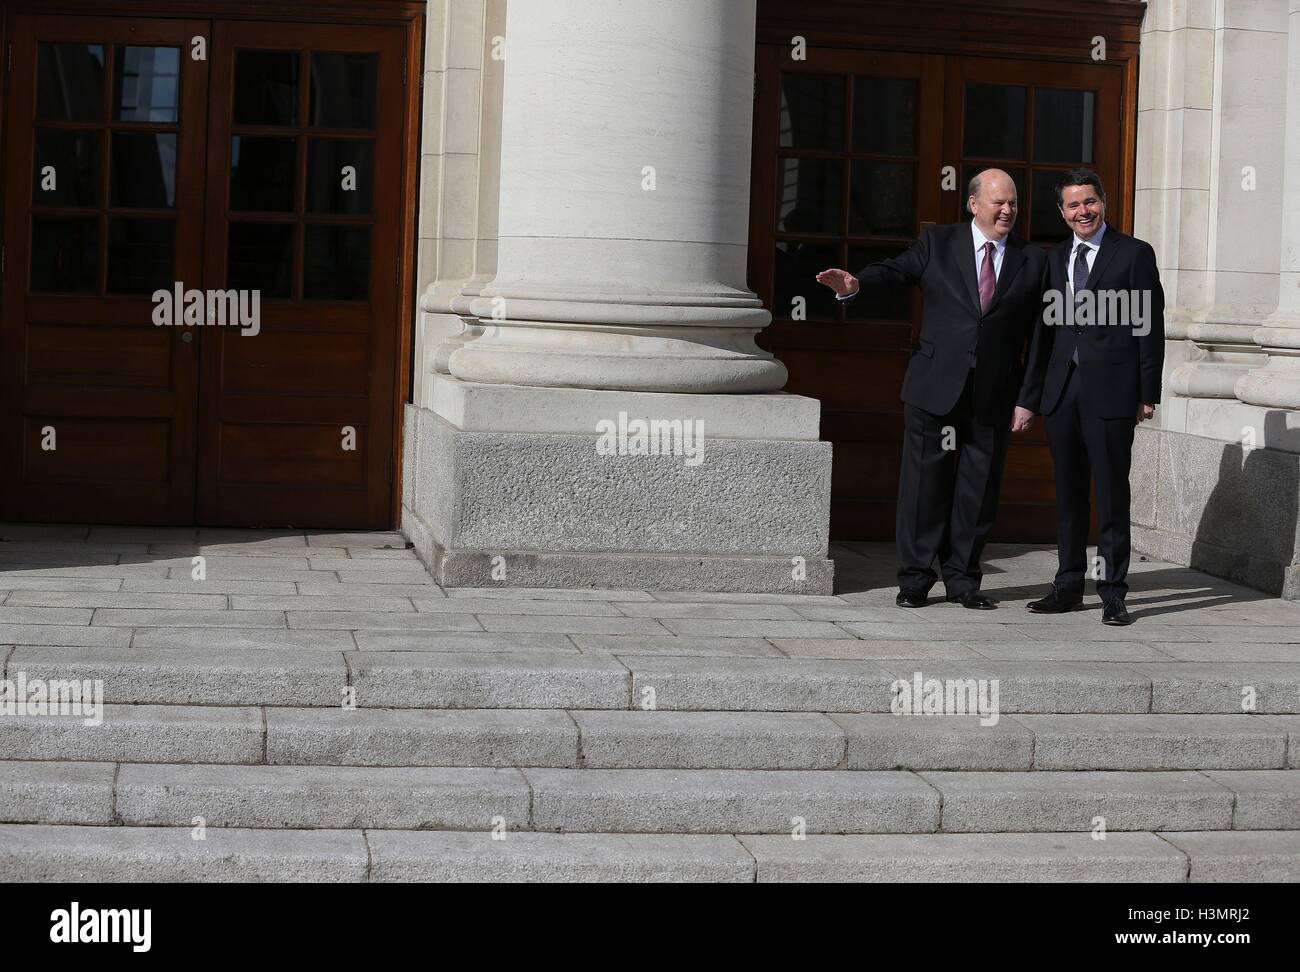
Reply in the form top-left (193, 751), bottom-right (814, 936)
top-left (836, 289), bottom-right (858, 302)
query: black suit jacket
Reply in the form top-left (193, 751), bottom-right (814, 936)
top-left (849, 222), bottom-right (1048, 424)
top-left (1029, 227), bottom-right (1165, 419)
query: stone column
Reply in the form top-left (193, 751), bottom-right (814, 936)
top-left (447, 0), bottom-right (786, 393)
top-left (1162, 1), bottom-right (1286, 420)
top-left (401, 0), bottom-right (831, 593)
top-left (1237, 0), bottom-right (1300, 410)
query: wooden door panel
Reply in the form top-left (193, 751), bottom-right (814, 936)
top-left (1, 15), bottom-right (209, 524)
top-left (197, 20), bottom-right (406, 528)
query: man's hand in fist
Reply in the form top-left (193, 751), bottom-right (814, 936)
top-left (816, 269), bottom-right (859, 298)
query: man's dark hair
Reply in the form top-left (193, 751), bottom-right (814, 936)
top-left (1055, 168), bottom-right (1106, 206)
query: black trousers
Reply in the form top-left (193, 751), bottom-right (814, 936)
top-left (1044, 364), bottom-right (1136, 600)
top-left (896, 370), bottom-right (1009, 596)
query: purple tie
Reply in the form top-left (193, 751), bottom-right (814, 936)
top-left (978, 241), bottom-right (996, 313)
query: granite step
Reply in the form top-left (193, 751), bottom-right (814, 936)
top-left (3, 705), bottom-right (1296, 769)
top-left (6, 761), bottom-right (1298, 834)
top-left (8, 646), bottom-right (1300, 713)
top-left (4, 824), bottom-right (1298, 882)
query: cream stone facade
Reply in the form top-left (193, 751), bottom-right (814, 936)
top-left (1134, 0), bottom-right (1300, 596)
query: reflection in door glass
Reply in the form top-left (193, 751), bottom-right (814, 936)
top-left (304, 225), bottom-right (371, 300)
top-left (230, 136), bottom-right (297, 212)
top-left (310, 53), bottom-right (378, 130)
top-left (777, 157), bottom-right (842, 235)
top-left (32, 217), bottom-right (99, 293)
top-left (964, 83), bottom-right (1025, 160)
top-left (1035, 88), bottom-right (1095, 163)
top-left (229, 222), bottom-right (294, 298)
top-left (107, 218), bottom-right (175, 294)
top-left (852, 77), bottom-right (917, 155)
top-left (33, 130), bottom-right (100, 206)
top-left (111, 132), bottom-right (177, 208)
top-left (114, 47), bottom-right (180, 122)
top-left (306, 138), bottom-right (375, 215)
top-left (233, 50), bottom-right (299, 126)
top-left (37, 44), bottom-right (105, 122)
top-left (779, 74), bottom-right (845, 150)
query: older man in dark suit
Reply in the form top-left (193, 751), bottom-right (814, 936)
top-left (1023, 168), bottom-right (1165, 625)
top-left (817, 168), bottom-right (1047, 609)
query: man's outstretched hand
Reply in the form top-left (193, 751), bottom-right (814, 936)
top-left (816, 268), bottom-right (859, 298)
top-left (1012, 406), bottom-right (1035, 432)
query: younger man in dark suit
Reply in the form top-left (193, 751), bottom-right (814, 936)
top-left (1024, 168), bottom-right (1165, 625)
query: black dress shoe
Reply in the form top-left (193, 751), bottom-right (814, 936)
top-left (895, 590), bottom-right (928, 608)
top-left (1026, 587), bottom-right (1083, 614)
top-left (1102, 598), bottom-right (1132, 626)
top-left (948, 591), bottom-right (997, 610)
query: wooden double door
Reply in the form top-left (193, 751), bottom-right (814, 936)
top-left (1, 13), bottom-right (413, 527)
top-left (750, 45), bottom-right (1128, 541)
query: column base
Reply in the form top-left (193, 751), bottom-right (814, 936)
top-left (400, 378), bottom-right (834, 594)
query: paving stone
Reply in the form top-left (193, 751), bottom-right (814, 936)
top-left (304, 531), bottom-right (407, 548)
top-left (0, 625), bottom-right (131, 648)
top-left (739, 832), bottom-right (1187, 882)
top-left (649, 591), bottom-right (848, 606)
top-left (367, 831), bottom-right (753, 882)
top-left (2, 564), bottom-right (168, 578)
top-left (612, 602), bottom-right (804, 620)
top-left (92, 609), bottom-right (287, 628)
top-left (1127, 663), bottom-right (1300, 713)
top-left (921, 770), bottom-right (1233, 832)
top-left (1149, 642), bottom-right (1300, 663)
top-left (266, 708), bottom-right (578, 767)
top-left (0, 607), bottom-right (93, 625)
top-left (121, 578), bottom-right (299, 595)
top-left (335, 570), bottom-right (438, 585)
top-left (287, 611), bottom-right (481, 631)
top-left (0, 824), bottom-right (368, 882)
top-left (0, 704), bottom-right (263, 763)
top-left (571, 711), bottom-right (844, 769)
top-left (346, 651), bottom-right (630, 708)
top-left (167, 568), bottom-right (335, 584)
top-left (969, 640), bottom-right (1177, 662)
top-left (1017, 715), bottom-right (1288, 770)
top-left (131, 627), bottom-right (355, 652)
top-left (414, 598), bottom-right (624, 617)
top-left (527, 768), bottom-right (938, 834)
top-left (830, 714), bottom-right (1033, 770)
top-left (476, 614), bottom-right (670, 636)
top-left (571, 635), bottom-right (781, 657)
top-left (625, 656), bottom-right (896, 712)
top-left (446, 587), bottom-right (654, 601)
top-left (116, 764), bottom-right (530, 830)
top-left (352, 630), bottom-right (577, 652)
top-left (1141, 625), bottom-right (1300, 644)
top-left (1200, 770), bottom-right (1300, 829)
top-left (870, 660), bottom-right (1152, 713)
top-left (657, 619), bottom-right (853, 639)
top-left (0, 578), bottom-right (122, 592)
top-left (232, 595), bottom-right (417, 612)
top-left (838, 622), bottom-right (1036, 642)
top-left (772, 639), bottom-right (982, 660)
top-left (0, 761), bottom-right (116, 824)
top-left (1009, 623), bottom-right (1206, 642)
top-left (294, 582), bottom-right (442, 598)
top-left (1162, 830), bottom-right (1300, 882)
top-left (9, 646), bottom-right (346, 706)
top-left (790, 605), bottom-right (936, 623)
